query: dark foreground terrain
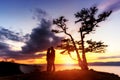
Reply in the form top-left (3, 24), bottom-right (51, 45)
top-left (0, 69), bottom-right (120, 80)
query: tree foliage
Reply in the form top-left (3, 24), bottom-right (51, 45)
top-left (85, 40), bottom-right (108, 53)
top-left (75, 7), bottom-right (112, 37)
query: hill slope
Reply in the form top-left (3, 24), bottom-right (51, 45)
top-left (0, 62), bottom-right (22, 76)
top-left (0, 69), bottom-right (120, 80)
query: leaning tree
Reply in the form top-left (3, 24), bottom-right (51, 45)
top-left (52, 6), bottom-right (112, 70)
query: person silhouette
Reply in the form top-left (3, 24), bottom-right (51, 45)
top-left (50, 46), bottom-right (55, 72)
top-left (46, 48), bottom-right (51, 72)
top-left (46, 47), bottom-right (55, 72)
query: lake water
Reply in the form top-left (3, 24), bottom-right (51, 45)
top-left (43, 64), bottom-right (120, 76)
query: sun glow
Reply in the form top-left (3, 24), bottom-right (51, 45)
top-left (54, 50), bottom-right (77, 64)
top-left (5, 49), bottom-right (113, 65)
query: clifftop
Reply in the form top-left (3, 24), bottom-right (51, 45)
top-left (0, 69), bottom-right (120, 80)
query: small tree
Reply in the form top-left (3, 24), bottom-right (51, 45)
top-left (75, 6), bottom-right (112, 70)
top-left (52, 16), bottom-right (84, 69)
top-left (52, 6), bottom-right (112, 70)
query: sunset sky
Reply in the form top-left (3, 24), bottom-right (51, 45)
top-left (0, 0), bottom-right (120, 65)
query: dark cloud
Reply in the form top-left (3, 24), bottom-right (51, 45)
top-left (0, 42), bottom-right (9, 50)
top-left (0, 27), bottom-right (36, 60)
top-left (0, 27), bottom-right (24, 41)
top-left (22, 9), bottom-right (62, 54)
top-left (0, 50), bottom-right (45, 60)
top-left (97, 56), bottom-right (120, 59)
top-left (0, 9), bottom-right (62, 61)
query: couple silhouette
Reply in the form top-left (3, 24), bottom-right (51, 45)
top-left (46, 47), bottom-right (55, 72)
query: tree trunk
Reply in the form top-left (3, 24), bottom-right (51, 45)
top-left (80, 29), bottom-right (89, 70)
top-left (65, 32), bottom-right (84, 70)
top-left (70, 36), bottom-right (83, 69)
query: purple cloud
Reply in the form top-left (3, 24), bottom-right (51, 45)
top-left (98, 0), bottom-right (120, 12)
top-left (0, 8), bottom-right (62, 61)
top-left (22, 8), bottom-right (62, 54)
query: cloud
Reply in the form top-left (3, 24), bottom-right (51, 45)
top-left (98, 0), bottom-right (120, 12)
top-left (0, 38), bottom-right (45, 60)
top-left (0, 8), bottom-right (62, 61)
top-left (0, 49), bottom-right (45, 60)
top-left (97, 55), bottom-right (120, 59)
top-left (0, 50), bottom-right (45, 60)
top-left (0, 27), bottom-right (24, 42)
top-left (32, 8), bottom-right (49, 21)
top-left (0, 37), bottom-right (45, 60)
top-left (0, 42), bottom-right (9, 50)
top-left (22, 9), bottom-right (62, 54)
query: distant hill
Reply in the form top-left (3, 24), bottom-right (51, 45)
top-left (0, 61), bottom-right (22, 76)
top-left (0, 61), bottom-right (43, 76)
top-left (89, 62), bottom-right (120, 66)
top-left (55, 62), bottom-right (120, 66)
